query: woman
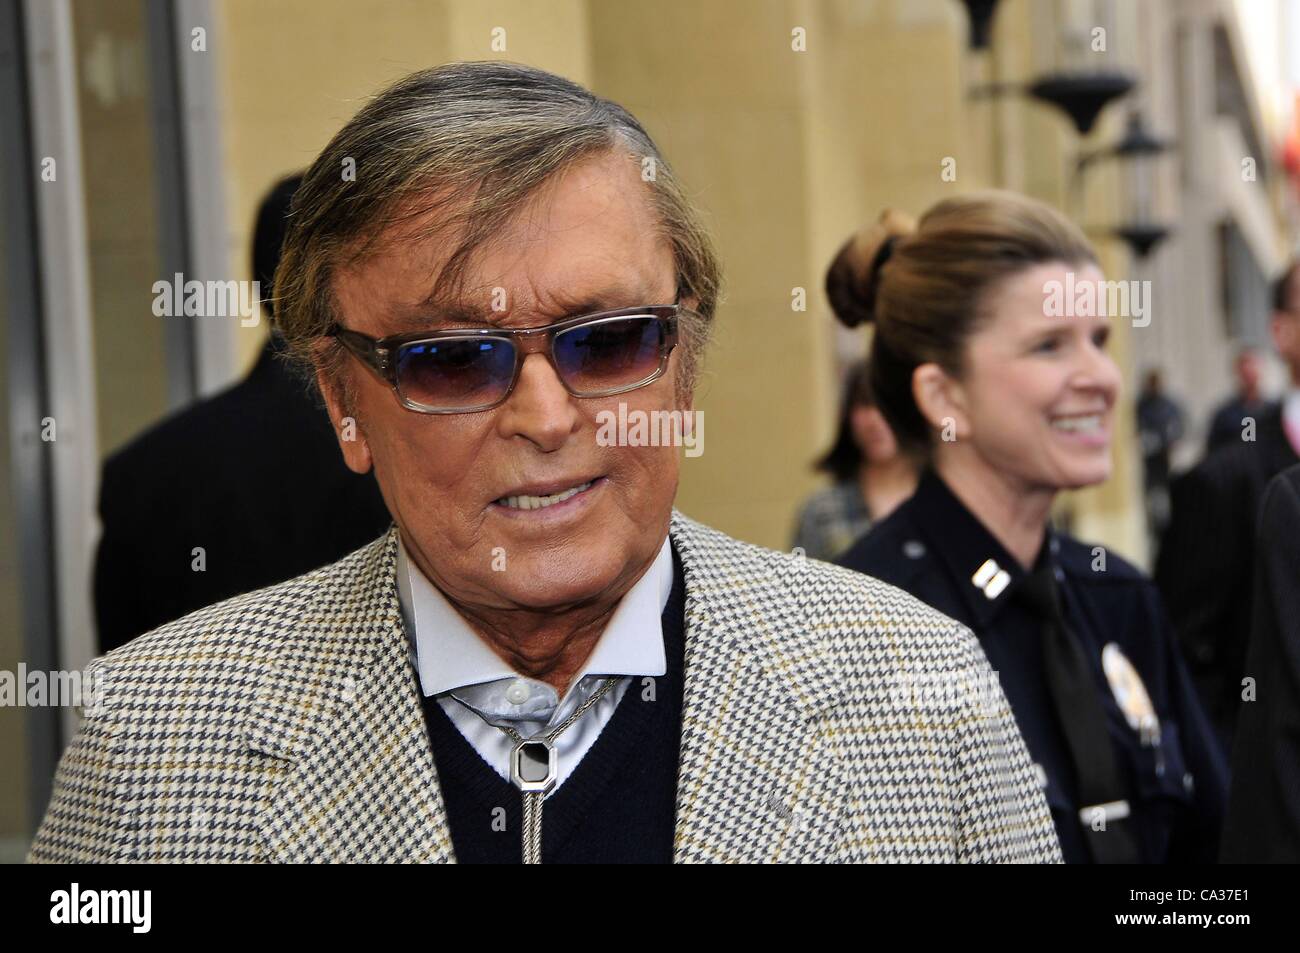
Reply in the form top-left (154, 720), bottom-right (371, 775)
top-left (790, 358), bottom-right (918, 560)
top-left (833, 192), bottom-right (1227, 863)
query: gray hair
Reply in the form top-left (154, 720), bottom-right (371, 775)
top-left (273, 60), bottom-right (722, 408)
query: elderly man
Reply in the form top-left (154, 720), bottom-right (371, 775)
top-left (30, 62), bottom-right (1058, 863)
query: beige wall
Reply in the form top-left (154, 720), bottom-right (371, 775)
top-left (73, 0), bottom-right (170, 458)
top-left (589, 0), bottom-right (834, 545)
top-left (216, 0), bottom-right (591, 374)
top-left (207, 0), bottom-right (1148, 558)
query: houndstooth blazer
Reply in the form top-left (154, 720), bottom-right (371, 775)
top-left (30, 510), bottom-right (1061, 863)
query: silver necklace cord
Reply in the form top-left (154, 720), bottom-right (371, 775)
top-left (459, 675), bottom-right (621, 864)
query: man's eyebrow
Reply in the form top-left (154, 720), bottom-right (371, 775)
top-left (382, 300), bottom-right (493, 333)
top-left (383, 281), bottom-right (673, 333)
top-left (539, 281), bottom-right (678, 317)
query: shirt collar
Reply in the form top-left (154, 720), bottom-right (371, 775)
top-left (395, 532), bottom-right (671, 699)
top-left (908, 469), bottom-right (1059, 627)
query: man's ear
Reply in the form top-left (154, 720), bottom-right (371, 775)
top-left (314, 363), bottom-right (373, 475)
top-left (912, 362), bottom-right (970, 443)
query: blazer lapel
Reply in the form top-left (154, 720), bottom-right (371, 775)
top-left (246, 528), bottom-right (456, 863)
top-left (669, 513), bottom-right (851, 862)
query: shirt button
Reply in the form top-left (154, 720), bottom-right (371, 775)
top-left (505, 680), bottom-right (530, 705)
top-left (903, 540), bottom-right (926, 559)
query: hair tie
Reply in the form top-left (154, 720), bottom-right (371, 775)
top-left (869, 234), bottom-right (897, 277)
top-left (861, 234), bottom-right (898, 321)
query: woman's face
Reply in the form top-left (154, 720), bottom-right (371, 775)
top-left (851, 404), bottom-right (899, 465)
top-left (945, 261), bottom-right (1121, 492)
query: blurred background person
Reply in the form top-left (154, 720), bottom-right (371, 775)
top-left (790, 358), bottom-right (918, 561)
top-left (93, 175), bottom-right (391, 652)
top-left (1220, 462), bottom-right (1300, 862)
top-left (1206, 347), bottom-right (1270, 455)
top-left (834, 193), bottom-right (1227, 864)
top-left (1156, 259), bottom-right (1300, 750)
top-left (1135, 367), bottom-right (1185, 539)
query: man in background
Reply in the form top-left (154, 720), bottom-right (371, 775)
top-left (1135, 367), bottom-right (1184, 538)
top-left (1221, 462), bottom-right (1300, 862)
top-left (1156, 260), bottom-right (1300, 749)
top-left (1206, 347), bottom-right (1269, 455)
top-left (94, 174), bottom-right (391, 652)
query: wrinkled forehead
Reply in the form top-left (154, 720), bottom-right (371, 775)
top-left (331, 156), bottom-right (677, 334)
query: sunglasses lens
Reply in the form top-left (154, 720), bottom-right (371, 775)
top-left (553, 316), bottom-right (664, 395)
top-left (396, 338), bottom-right (515, 410)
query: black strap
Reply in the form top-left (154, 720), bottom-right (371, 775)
top-left (1017, 566), bottom-right (1141, 864)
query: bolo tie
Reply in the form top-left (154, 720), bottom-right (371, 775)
top-left (461, 675), bottom-right (620, 864)
top-left (1015, 565), bottom-right (1141, 864)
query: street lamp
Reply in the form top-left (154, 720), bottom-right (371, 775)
top-left (1078, 110), bottom-right (1175, 259)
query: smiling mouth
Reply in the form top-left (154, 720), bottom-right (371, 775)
top-left (1050, 414), bottom-right (1106, 434)
top-left (494, 479), bottom-right (597, 511)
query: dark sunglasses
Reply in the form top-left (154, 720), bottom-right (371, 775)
top-left (327, 304), bottom-right (687, 414)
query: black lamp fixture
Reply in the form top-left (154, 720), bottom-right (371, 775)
top-left (1077, 111), bottom-right (1176, 259)
top-left (958, 0), bottom-right (1002, 50)
top-left (960, 0), bottom-right (1136, 135)
top-left (1112, 224), bottom-right (1170, 259)
top-left (1027, 72), bottom-right (1135, 135)
top-left (970, 71), bottom-right (1136, 136)
top-left (1077, 109), bottom-right (1174, 171)
top-left (956, 0), bottom-right (1173, 259)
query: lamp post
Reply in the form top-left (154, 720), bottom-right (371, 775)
top-left (1078, 110), bottom-right (1175, 259)
top-left (962, 0), bottom-right (1135, 136)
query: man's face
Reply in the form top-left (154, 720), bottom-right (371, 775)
top-left (1235, 351), bottom-right (1262, 393)
top-left (323, 150), bottom-right (688, 614)
top-left (1273, 279), bottom-right (1300, 381)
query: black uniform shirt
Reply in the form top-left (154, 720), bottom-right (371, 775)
top-left (837, 470), bottom-right (1228, 863)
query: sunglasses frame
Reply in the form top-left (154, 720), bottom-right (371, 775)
top-left (327, 304), bottom-right (687, 414)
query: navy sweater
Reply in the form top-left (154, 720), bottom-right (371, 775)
top-left (419, 544), bottom-right (687, 863)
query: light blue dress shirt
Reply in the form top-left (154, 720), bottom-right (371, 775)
top-left (395, 533), bottom-right (671, 794)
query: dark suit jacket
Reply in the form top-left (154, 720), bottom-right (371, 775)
top-left (1220, 464), bottom-right (1300, 861)
top-left (1206, 397), bottom-right (1272, 455)
top-left (94, 339), bottom-right (392, 652)
top-left (1155, 403), bottom-right (1299, 748)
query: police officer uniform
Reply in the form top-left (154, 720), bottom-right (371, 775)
top-left (837, 469), bottom-right (1228, 863)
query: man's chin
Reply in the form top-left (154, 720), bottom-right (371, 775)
top-left (496, 578), bottom-right (618, 612)
top-left (487, 554), bottom-right (630, 610)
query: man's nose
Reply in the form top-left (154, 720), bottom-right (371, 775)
top-left (495, 352), bottom-right (581, 450)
